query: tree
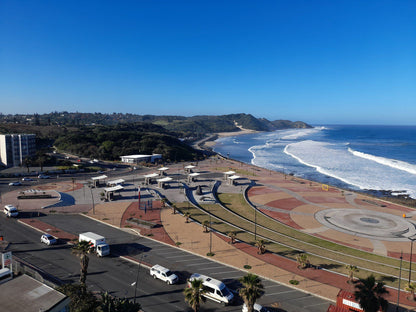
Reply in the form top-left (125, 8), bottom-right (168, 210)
top-left (184, 212), bottom-right (191, 223)
top-left (238, 273), bottom-right (264, 312)
top-left (228, 231), bottom-right (237, 244)
top-left (161, 198), bottom-right (167, 208)
top-left (72, 240), bottom-right (94, 286)
top-left (346, 264), bottom-right (359, 283)
top-left (100, 291), bottom-right (142, 312)
top-left (255, 239), bottom-right (266, 255)
top-left (296, 253), bottom-right (309, 269)
top-left (202, 220), bottom-right (209, 233)
top-left (353, 275), bottom-right (389, 312)
top-left (184, 278), bottom-right (206, 312)
top-left (405, 282), bottom-right (416, 301)
top-left (57, 283), bottom-right (100, 312)
top-left (23, 156), bottom-right (32, 173)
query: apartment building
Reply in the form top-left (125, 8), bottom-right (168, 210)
top-left (0, 134), bottom-right (36, 167)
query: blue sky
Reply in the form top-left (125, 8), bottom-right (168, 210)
top-left (1, 1), bottom-right (415, 125)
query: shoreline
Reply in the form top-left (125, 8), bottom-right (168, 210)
top-left (202, 128), bottom-right (261, 148)
top-left (199, 130), bottom-right (416, 209)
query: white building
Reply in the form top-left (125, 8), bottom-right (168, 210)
top-left (120, 154), bottom-right (162, 164)
top-left (0, 134), bottom-right (36, 167)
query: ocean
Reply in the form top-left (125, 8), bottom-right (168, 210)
top-left (213, 125), bottom-right (416, 199)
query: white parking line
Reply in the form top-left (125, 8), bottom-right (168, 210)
top-left (196, 266), bottom-right (232, 270)
top-left (165, 254), bottom-right (196, 259)
top-left (265, 289), bottom-right (297, 296)
top-left (186, 262), bottom-right (214, 267)
top-left (304, 301), bottom-right (330, 307)
top-left (263, 284), bottom-right (284, 289)
top-left (155, 250), bottom-right (185, 255)
top-left (175, 258), bottom-right (206, 262)
top-left (209, 270), bottom-right (239, 275)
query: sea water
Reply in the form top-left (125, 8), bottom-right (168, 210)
top-left (213, 125), bottom-right (416, 199)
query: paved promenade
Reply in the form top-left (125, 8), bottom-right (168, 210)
top-left (6, 157), bottom-right (416, 311)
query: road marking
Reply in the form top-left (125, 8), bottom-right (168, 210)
top-left (265, 289), bottom-right (297, 296)
top-left (185, 262), bottom-right (214, 267)
top-left (165, 254), bottom-right (197, 259)
top-left (194, 265), bottom-right (231, 270)
top-left (209, 270), bottom-right (239, 275)
top-left (304, 301), bottom-right (331, 307)
top-left (263, 284), bottom-right (284, 289)
top-left (175, 258), bottom-right (206, 262)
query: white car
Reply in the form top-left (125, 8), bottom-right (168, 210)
top-left (9, 181), bottom-right (22, 186)
top-left (41, 234), bottom-right (57, 245)
top-left (38, 175), bottom-right (50, 179)
top-left (4, 205), bottom-right (18, 218)
top-left (150, 265), bottom-right (178, 285)
top-left (242, 303), bottom-right (269, 312)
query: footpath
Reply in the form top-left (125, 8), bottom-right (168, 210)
top-left (18, 203), bottom-right (416, 312)
top-left (8, 158), bottom-right (416, 311)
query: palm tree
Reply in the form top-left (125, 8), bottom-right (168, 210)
top-left (345, 264), bottom-right (359, 283)
top-left (296, 253), bottom-right (308, 269)
top-left (72, 240), bottom-right (94, 286)
top-left (202, 220), bottom-right (210, 233)
top-left (184, 278), bottom-right (206, 312)
top-left (184, 212), bottom-right (191, 223)
top-left (405, 282), bottom-right (416, 301)
top-left (228, 231), bottom-right (237, 244)
top-left (239, 273), bottom-right (264, 312)
top-left (171, 204), bottom-right (177, 214)
top-left (255, 239), bottom-right (266, 255)
top-left (353, 275), bottom-right (389, 312)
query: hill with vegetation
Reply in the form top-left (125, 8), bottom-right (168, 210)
top-left (0, 112), bottom-right (311, 137)
top-left (0, 112), bottom-right (311, 163)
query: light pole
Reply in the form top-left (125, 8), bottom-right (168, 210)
top-left (254, 207), bottom-right (257, 242)
top-left (132, 254), bottom-right (145, 304)
top-left (88, 182), bottom-right (95, 214)
top-left (396, 251), bottom-right (403, 312)
top-left (209, 213), bottom-right (212, 255)
top-left (409, 237), bottom-right (416, 284)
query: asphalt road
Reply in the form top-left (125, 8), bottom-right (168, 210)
top-left (0, 212), bottom-right (332, 312)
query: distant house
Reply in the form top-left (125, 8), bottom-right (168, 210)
top-left (120, 154), bottom-right (162, 164)
top-left (0, 274), bottom-right (70, 312)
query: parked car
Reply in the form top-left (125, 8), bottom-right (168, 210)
top-left (40, 234), bottom-right (58, 245)
top-left (242, 303), bottom-right (269, 312)
top-left (22, 177), bottom-right (34, 181)
top-left (8, 181), bottom-right (21, 186)
top-left (150, 265), bottom-right (178, 285)
top-left (4, 205), bottom-right (18, 218)
top-left (38, 175), bottom-right (50, 179)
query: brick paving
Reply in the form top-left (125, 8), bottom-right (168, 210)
top-left (7, 158), bottom-right (416, 310)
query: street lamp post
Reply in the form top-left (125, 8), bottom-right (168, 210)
top-left (133, 254), bottom-right (145, 304)
top-left (396, 251), bottom-right (403, 312)
top-left (209, 213), bottom-right (212, 255)
top-left (254, 207), bottom-right (257, 241)
top-left (88, 183), bottom-right (95, 214)
top-left (409, 238), bottom-right (415, 284)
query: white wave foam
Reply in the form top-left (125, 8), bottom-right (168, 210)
top-left (348, 148), bottom-right (416, 175)
top-left (280, 127), bottom-right (323, 140)
top-left (284, 140), bottom-right (416, 199)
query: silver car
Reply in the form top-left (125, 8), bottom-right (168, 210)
top-left (41, 234), bottom-right (58, 245)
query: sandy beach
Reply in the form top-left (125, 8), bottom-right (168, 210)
top-left (203, 127), bottom-right (261, 148)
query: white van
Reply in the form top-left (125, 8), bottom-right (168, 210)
top-left (4, 205), bottom-right (18, 218)
top-left (188, 273), bottom-right (234, 305)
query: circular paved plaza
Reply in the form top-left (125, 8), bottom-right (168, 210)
top-left (315, 208), bottom-right (416, 241)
